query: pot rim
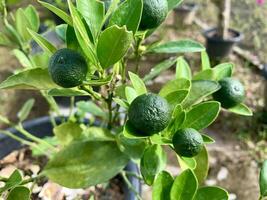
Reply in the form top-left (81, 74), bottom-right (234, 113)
top-left (203, 27), bottom-right (244, 43)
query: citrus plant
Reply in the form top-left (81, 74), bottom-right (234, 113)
top-left (0, 0), bottom-right (253, 199)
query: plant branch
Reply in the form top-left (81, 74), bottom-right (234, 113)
top-left (120, 171), bottom-right (142, 200)
top-left (124, 171), bottom-right (143, 180)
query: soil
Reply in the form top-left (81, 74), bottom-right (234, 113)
top-left (0, 148), bottom-right (125, 200)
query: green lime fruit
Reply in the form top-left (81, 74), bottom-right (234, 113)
top-left (128, 93), bottom-right (171, 136)
top-left (49, 48), bottom-right (88, 88)
top-left (139, 0), bottom-right (168, 30)
top-left (213, 78), bottom-right (245, 108)
top-left (172, 128), bottom-right (204, 158)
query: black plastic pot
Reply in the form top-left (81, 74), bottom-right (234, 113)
top-left (203, 28), bottom-right (243, 60)
top-left (0, 116), bottom-right (142, 200)
top-left (173, 3), bottom-right (199, 27)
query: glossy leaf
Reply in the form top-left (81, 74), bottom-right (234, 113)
top-left (24, 5), bottom-right (40, 32)
top-left (109, 0), bottom-right (143, 33)
top-left (44, 141), bottom-right (129, 188)
top-left (97, 25), bottom-right (133, 68)
top-left (17, 99), bottom-right (35, 122)
top-left (76, 101), bottom-right (107, 119)
top-left (0, 170), bottom-right (22, 193)
top-left (15, 8), bottom-right (32, 41)
top-left (55, 24), bottom-right (67, 41)
top-left (167, 0), bottom-right (184, 11)
top-left (152, 171), bottom-right (174, 200)
top-left (212, 63), bottom-right (233, 81)
top-left (77, 0), bottom-right (104, 40)
top-left (178, 156), bottom-right (197, 170)
top-left (27, 29), bottom-right (57, 56)
top-left (228, 103), bottom-right (253, 116)
top-left (143, 58), bottom-right (176, 82)
top-left (38, 1), bottom-right (72, 25)
top-left (0, 68), bottom-right (58, 90)
top-left (129, 72), bottom-right (147, 95)
top-left (176, 57), bottom-right (192, 80)
top-left (48, 88), bottom-right (89, 97)
top-left (170, 169), bottom-right (198, 200)
top-left (66, 25), bottom-right (80, 50)
top-left (54, 122), bottom-right (83, 146)
top-left (148, 40), bottom-right (205, 54)
top-left (165, 90), bottom-right (189, 109)
top-left (260, 160), bottom-right (267, 197)
top-left (193, 69), bottom-right (213, 81)
top-left (201, 51), bottom-right (211, 70)
top-left (159, 78), bottom-right (191, 97)
top-left (113, 98), bottom-right (129, 109)
top-left (125, 86), bottom-right (138, 104)
top-left (7, 186), bottom-right (31, 200)
top-left (202, 134), bottom-right (215, 144)
top-left (141, 145), bottom-right (167, 185)
top-left (182, 80), bottom-right (220, 108)
top-left (194, 186), bottom-right (229, 200)
top-left (12, 49), bottom-right (32, 68)
top-left (183, 101), bottom-right (220, 130)
top-left (194, 146), bottom-right (209, 184)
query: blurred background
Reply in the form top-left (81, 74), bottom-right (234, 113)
top-left (0, 0), bottom-right (267, 199)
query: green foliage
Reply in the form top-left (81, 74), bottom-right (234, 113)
top-left (7, 186), bottom-right (30, 200)
top-left (260, 160), bottom-right (267, 197)
top-left (17, 98), bottom-right (35, 122)
top-left (152, 171), bottom-right (174, 200)
top-left (0, 170), bottom-right (22, 194)
top-left (194, 186), bottom-right (229, 200)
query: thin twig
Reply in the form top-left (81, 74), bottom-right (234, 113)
top-left (120, 172), bottom-right (142, 200)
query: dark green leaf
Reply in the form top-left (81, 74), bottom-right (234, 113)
top-left (109, 0), bottom-right (143, 33)
top-left (194, 146), bottom-right (209, 184)
top-left (17, 99), bottom-right (35, 122)
top-left (0, 170), bottom-right (22, 193)
top-left (66, 25), bottom-right (80, 50)
top-left (182, 80), bottom-right (220, 108)
top-left (143, 58), bottom-right (176, 82)
top-left (44, 141), bottom-right (129, 188)
top-left (260, 160), bottom-right (267, 197)
top-left (170, 169), bottom-right (198, 200)
top-left (159, 78), bottom-right (191, 97)
top-left (182, 101), bottom-right (220, 130)
top-left (194, 186), bottom-right (229, 200)
top-left (129, 72), bottom-right (147, 95)
top-left (176, 57), bottom-right (192, 80)
top-left (123, 120), bottom-right (148, 139)
top-left (228, 103), bottom-right (253, 116)
top-left (152, 171), bottom-right (174, 200)
top-left (7, 186), bottom-right (30, 200)
top-left (0, 68), bottom-right (58, 90)
top-left (167, 0), bottom-right (184, 11)
top-left (141, 145), bottom-right (167, 185)
top-left (97, 25), bottom-right (133, 68)
top-left (147, 40), bottom-right (205, 54)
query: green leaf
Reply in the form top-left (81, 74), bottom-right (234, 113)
top-left (97, 25), bottom-right (133, 69)
top-left (54, 122), bottom-right (83, 146)
top-left (194, 186), bottom-right (229, 200)
top-left (212, 63), bottom-right (234, 81)
top-left (125, 86), bottom-right (138, 104)
top-left (129, 72), bottom-right (147, 95)
top-left (55, 24), bottom-right (67, 41)
top-left (84, 74), bottom-right (113, 86)
top-left (123, 120), bottom-right (148, 139)
top-left (44, 141), bottom-right (129, 188)
top-left (150, 134), bottom-right (172, 145)
top-left (101, 0), bottom-right (120, 28)
top-left (170, 169), bottom-right (198, 200)
top-left (68, 0), bottom-right (97, 65)
top-left (0, 68), bottom-right (58, 90)
top-left (15, 8), bottom-right (33, 41)
top-left (159, 78), bottom-right (191, 98)
top-left (194, 146), bottom-right (209, 184)
top-left (12, 49), bottom-right (33, 68)
top-left (193, 69), bottom-right (214, 81)
top-left (260, 160), bottom-right (267, 197)
top-left (182, 80), bottom-right (220, 108)
top-left (77, 0), bottom-right (104, 40)
top-left (152, 171), bottom-right (174, 200)
top-left (66, 25), bottom-right (80, 50)
top-left (30, 52), bottom-right (49, 68)
top-left (27, 29), bottom-right (57, 56)
top-left (109, 0), bottom-right (143, 33)
top-left (113, 98), bottom-right (129, 109)
top-left (182, 101), bottom-right (220, 130)
top-left (143, 58), bottom-right (176, 82)
top-left (0, 170), bottom-right (22, 193)
top-left (178, 156), bottom-right (197, 170)
top-left (201, 51), bottom-right (211, 70)
top-left (202, 134), bottom-right (215, 144)
top-left (31, 137), bottom-right (58, 156)
top-left (82, 127), bottom-right (115, 142)
top-left (48, 88), bottom-right (89, 97)
top-left (76, 101), bottom-right (107, 119)
top-left (165, 90), bottom-right (189, 109)
top-left (141, 145), bottom-right (167, 185)
top-left (176, 57), bottom-right (192, 80)
top-left (38, 1), bottom-right (72, 25)
top-left (172, 105), bottom-right (186, 133)
top-left (7, 186), bottom-right (30, 200)
top-left (147, 40), bottom-right (205, 54)
top-left (228, 103), bottom-right (253, 116)
top-left (117, 133), bottom-right (146, 160)
top-left (0, 32), bottom-right (13, 46)
top-left (24, 5), bottom-right (40, 32)
top-left (17, 99), bottom-right (35, 122)
top-left (167, 0), bottom-right (184, 11)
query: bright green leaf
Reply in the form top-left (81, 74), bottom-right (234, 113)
top-left (152, 171), bottom-right (174, 200)
top-left (12, 49), bottom-right (33, 68)
top-left (176, 57), bottom-right (192, 80)
top-left (178, 156), bottom-right (197, 170)
top-left (165, 90), bottom-right (189, 109)
top-left (194, 186), bottom-right (229, 200)
top-left (15, 8), bottom-right (32, 41)
top-left (159, 78), bottom-right (191, 97)
top-left (212, 63), bottom-right (234, 81)
top-left (17, 99), bottom-right (35, 122)
top-left (194, 146), bottom-right (209, 184)
top-left (167, 0), bottom-right (184, 11)
top-left (0, 170), bottom-right (22, 193)
top-left (82, 127), bottom-right (115, 142)
top-left (125, 86), bottom-right (138, 104)
top-left (260, 160), bottom-right (267, 197)
top-left (193, 69), bottom-right (214, 81)
top-left (48, 88), bottom-right (89, 97)
top-left (202, 134), bottom-right (215, 144)
top-left (24, 5), bottom-right (40, 32)
top-left (76, 101), bottom-right (107, 119)
top-left (228, 103), bottom-right (253, 116)
top-left (201, 51), bottom-right (211, 70)
top-left (129, 72), bottom-right (147, 95)
top-left (7, 186), bottom-right (30, 200)
top-left (113, 98), bottom-right (129, 109)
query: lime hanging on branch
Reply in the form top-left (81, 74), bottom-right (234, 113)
top-left (213, 78), bottom-right (245, 109)
top-left (128, 93), bottom-right (171, 136)
top-left (48, 48), bottom-right (88, 88)
top-left (139, 0), bottom-right (168, 30)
